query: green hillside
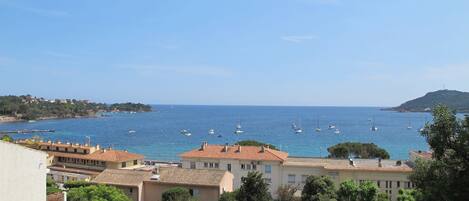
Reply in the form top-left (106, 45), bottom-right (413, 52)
top-left (391, 90), bottom-right (469, 112)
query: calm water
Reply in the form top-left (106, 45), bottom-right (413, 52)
top-left (0, 105), bottom-right (433, 161)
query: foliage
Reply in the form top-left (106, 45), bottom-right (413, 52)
top-left (109, 102), bottom-right (151, 112)
top-left (397, 189), bottom-right (422, 201)
top-left (392, 90), bottom-right (469, 112)
top-left (67, 184), bottom-right (131, 201)
top-left (327, 142), bottom-right (390, 159)
top-left (236, 140), bottom-right (278, 150)
top-left (409, 105), bottom-right (469, 201)
top-left (0, 95), bottom-right (151, 120)
top-left (219, 190), bottom-right (238, 201)
top-left (276, 184), bottom-right (300, 201)
top-left (46, 177), bottom-right (61, 195)
top-left (162, 187), bottom-right (192, 201)
top-left (236, 171), bottom-right (272, 201)
top-left (336, 180), bottom-right (384, 201)
top-left (301, 175), bottom-right (336, 201)
top-left (64, 180), bottom-right (92, 189)
top-left (0, 134), bottom-right (13, 142)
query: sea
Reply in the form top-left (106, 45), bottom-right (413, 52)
top-left (0, 105), bottom-right (436, 161)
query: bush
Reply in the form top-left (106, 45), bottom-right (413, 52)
top-left (236, 171), bottom-right (272, 201)
top-left (327, 142), bottom-right (390, 159)
top-left (63, 180), bottom-right (92, 189)
top-left (162, 187), bottom-right (192, 201)
top-left (236, 140), bottom-right (278, 150)
top-left (301, 175), bottom-right (336, 201)
top-left (67, 185), bottom-right (131, 201)
top-left (219, 190), bottom-right (238, 201)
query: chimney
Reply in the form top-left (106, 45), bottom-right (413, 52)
top-left (349, 158), bottom-right (355, 166)
top-left (378, 158), bottom-right (382, 167)
top-left (96, 144), bottom-right (100, 150)
top-left (237, 145), bottom-right (242, 153)
top-left (223, 143), bottom-right (229, 152)
top-left (200, 142), bottom-right (208, 151)
top-left (261, 146), bottom-right (265, 152)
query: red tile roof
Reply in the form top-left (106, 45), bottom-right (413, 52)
top-left (180, 144), bottom-right (288, 162)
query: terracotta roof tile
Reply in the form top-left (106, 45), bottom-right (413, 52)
top-left (93, 169), bottom-right (152, 187)
top-left (180, 144), bottom-right (288, 162)
top-left (146, 167), bottom-right (229, 187)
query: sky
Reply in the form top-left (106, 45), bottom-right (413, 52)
top-left (1, 0), bottom-right (469, 106)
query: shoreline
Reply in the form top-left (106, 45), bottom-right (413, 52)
top-left (0, 114), bottom-right (100, 124)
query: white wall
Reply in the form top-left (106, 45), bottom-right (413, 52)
top-left (0, 141), bottom-right (48, 201)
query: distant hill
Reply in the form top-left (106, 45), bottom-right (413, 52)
top-left (0, 95), bottom-right (152, 121)
top-left (390, 90), bottom-right (469, 113)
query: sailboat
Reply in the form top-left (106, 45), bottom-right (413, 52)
top-left (315, 119), bottom-right (321, 132)
top-left (371, 118), bottom-right (378, 131)
top-left (334, 128), bottom-right (341, 134)
top-left (234, 121), bottom-right (244, 134)
top-left (407, 121), bottom-right (413, 130)
top-left (180, 129), bottom-right (192, 136)
top-left (292, 119), bottom-right (303, 134)
top-left (128, 129), bottom-right (136, 134)
top-left (328, 124), bottom-right (336, 130)
top-left (208, 129), bottom-right (215, 135)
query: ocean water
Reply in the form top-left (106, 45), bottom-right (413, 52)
top-left (0, 105), bottom-right (433, 161)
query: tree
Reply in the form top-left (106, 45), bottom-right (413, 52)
top-left (397, 189), bottom-right (422, 201)
top-left (219, 190), bottom-right (238, 201)
top-left (276, 184), bottom-right (299, 201)
top-left (337, 180), bottom-right (359, 201)
top-left (358, 181), bottom-right (379, 201)
top-left (236, 171), bottom-right (272, 201)
top-left (67, 185), bottom-right (131, 201)
top-left (301, 175), bottom-right (336, 201)
top-left (336, 180), bottom-right (383, 201)
top-left (327, 142), bottom-right (390, 159)
top-left (0, 135), bottom-right (13, 142)
top-left (236, 140), bottom-right (278, 150)
top-left (409, 105), bottom-right (469, 201)
top-left (63, 180), bottom-right (91, 189)
top-left (46, 177), bottom-right (61, 195)
top-left (162, 187), bottom-right (192, 201)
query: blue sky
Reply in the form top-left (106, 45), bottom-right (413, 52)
top-left (1, 0), bottom-right (469, 106)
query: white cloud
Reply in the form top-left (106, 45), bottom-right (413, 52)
top-left (281, 35), bottom-right (317, 43)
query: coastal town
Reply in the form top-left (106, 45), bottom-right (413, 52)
top-left (2, 135), bottom-right (430, 201)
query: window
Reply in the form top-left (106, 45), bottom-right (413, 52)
top-left (56, 147), bottom-right (59, 151)
top-left (406, 182), bottom-right (410, 188)
top-left (84, 150), bottom-right (88, 154)
top-left (204, 162), bottom-right (208, 168)
top-left (190, 162), bottom-right (196, 169)
top-left (264, 178), bottom-right (272, 183)
top-left (389, 181), bottom-right (393, 188)
top-left (47, 146), bottom-right (50, 150)
top-left (122, 162), bottom-right (126, 168)
top-left (397, 181), bottom-right (400, 188)
top-left (288, 174), bottom-right (296, 184)
top-left (215, 163), bottom-right (219, 168)
top-left (377, 181), bottom-right (381, 188)
top-left (227, 164), bottom-right (232, 172)
top-left (301, 175), bottom-right (308, 184)
top-left (74, 148), bottom-right (77, 153)
top-left (130, 188), bottom-right (133, 194)
top-left (385, 181), bottom-right (389, 188)
top-left (247, 164), bottom-right (251, 170)
top-left (241, 164), bottom-right (245, 170)
top-left (252, 164), bottom-right (257, 170)
top-left (189, 188), bottom-right (199, 197)
top-left (209, 163), bottom-right (214, 168)
top-left (133, 160), bottom-right (138, 165)
top-left (265, 165), bottom-right (272, 174)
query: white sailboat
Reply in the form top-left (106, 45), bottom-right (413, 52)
top-left (371, 118), bottom-right (378, 132)
top-left (407, 121), bottom-right (413, 130)
top-left (128, 129), bottom-right (136, 134)
top-left (180, 129), bottom-right (191, 136)
top-left (315, 119), bottom-right (321, 132)
top-left (234, 121), bottom-right (244, 134)
top-left (328, 124), bottom-right (336, 130)
top-left (292, 119), bottom-right (303, 134)
top-left (208, 129), bottom-right (215, 135)
top-left (334, 128), bottom-right (341, 134)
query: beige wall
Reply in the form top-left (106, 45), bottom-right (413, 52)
top-left (0, 141), bottom-right (48, 201)
top-left (116, 185), bottom-right (140, 201)
top-left (143, 182), bottom-right (221, 201)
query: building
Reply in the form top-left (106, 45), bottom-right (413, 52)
top-left (0, 140), bottom-right (49, 201)
top-left (16, 139), bottom-right (145, 183)
top-left (180, 142), bottom-right (414, 201)
top-left (92, 167), bottom-right (233, 201)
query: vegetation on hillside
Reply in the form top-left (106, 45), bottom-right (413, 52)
top-left (327, 142), bottom-right (390, 159)
top-left (0, 95), bottom-right (151, 120)
top-left (391, 90), bottom-right (469, 112)
top-left (1, 135), bottom-right (13, 142)
top-left (236, 140), bottom-right (278, 150)
top-left (408, 105), bottom-right (469, 201)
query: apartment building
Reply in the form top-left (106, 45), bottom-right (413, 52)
top-left (180, 142), bottom-right (414, 201)
top-left (16, 139), bottom-right (145, 183)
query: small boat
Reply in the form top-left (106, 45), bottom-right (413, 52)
top-left (208, 129), bottom-right (215, 135)
top-left (234, 121), bottom-right (244, 134)
top-left (217, 134), bottom-right (222, 138)
top-left (419, 127), bottom-right (425, 132)
top-left (180, 129), bottom-right (192, 136)
top-left (334, 128), bottom-right (341, 134)
top-left (128, 130), bottom-right (136, 134)
top-left (328, 124), bottom-right (336, 130)
top-left (315, 119), bottom-right (321, 132)
top-left (407, 121), bottom-right (413, 130)
top-left (295, 127), bottom-right (303, 134)
top-left (371, 118), bottom-right (378, 131)
top-left (28, 120), bottom-right (37, 123)
top-left (292, 119), bottom-right (303, 134)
